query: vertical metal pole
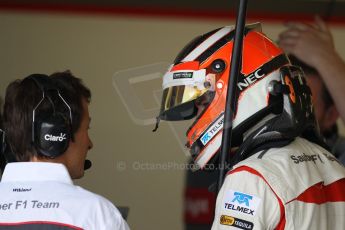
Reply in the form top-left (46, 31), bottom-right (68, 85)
top-left (217, 0), bottom-right (248, 193)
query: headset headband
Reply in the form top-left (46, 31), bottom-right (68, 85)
top-left (28, 74), bottom-right (73, 129)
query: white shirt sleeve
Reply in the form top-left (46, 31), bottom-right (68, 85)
top-left (105, 210), bottom-right (130, 230)
top-left (212, 169), bottom-right (282, 230)
top-left (92, 196), bottom-right (130, 230)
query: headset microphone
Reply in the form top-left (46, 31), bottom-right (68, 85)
top-left (84, 159), bottom-right (92, 170)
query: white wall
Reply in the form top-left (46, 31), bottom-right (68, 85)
top-left (0, 11), bottom-right (344, 230)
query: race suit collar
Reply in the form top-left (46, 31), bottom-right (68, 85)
top-left (1, 162), bottom-right (73, 184)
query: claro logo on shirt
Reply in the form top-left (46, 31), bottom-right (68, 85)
top-left (220, 215), bottom-right (253, 230)
top-left (224, 190), bottom-right (261, 216)
top-left (44, 133), bottom-right (66, 142)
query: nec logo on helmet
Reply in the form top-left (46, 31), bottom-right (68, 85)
top-left (44, 133), bottom-right (67, 142)
top-left (237, 68), bottom-right (265, 91)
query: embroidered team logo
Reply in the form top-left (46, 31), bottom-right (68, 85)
top-left (220, 215), bottom-right (235, 225)
top-left (220, 215), bottom-right (253, 230)
top-left (224, 190), bottom-right (261, 216)
top-left (232, 192), bottom-right (253, 206)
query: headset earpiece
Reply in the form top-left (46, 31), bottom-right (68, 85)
top-left (28, 74), bottom-right (72, 158)
top-left (34, 114), bottom-right (70, 158)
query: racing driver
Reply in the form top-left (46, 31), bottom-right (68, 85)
top-left (155, 24), bottom-right (345, 229)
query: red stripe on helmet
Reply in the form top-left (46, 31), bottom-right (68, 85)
top-left (171, 61), bottom-right (200, 71)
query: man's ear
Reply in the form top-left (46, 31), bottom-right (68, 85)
top-left (323, 105), bottom-right (339, 130)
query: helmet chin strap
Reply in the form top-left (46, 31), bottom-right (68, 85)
top-left (242, 114), bottom-right (276, 141)
top-left (232, 110), bottom-right (328, 166)
top-left (232, 115), bottom-right (294, 166)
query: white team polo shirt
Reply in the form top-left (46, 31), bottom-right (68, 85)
top-left (0, 162), bottom-right (129, 230)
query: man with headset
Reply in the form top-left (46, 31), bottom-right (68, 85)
top-left (0, 72), bottom-right (129, 229)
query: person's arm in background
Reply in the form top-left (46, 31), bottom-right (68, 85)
top-left (278, 16), bottom-right (345, 123)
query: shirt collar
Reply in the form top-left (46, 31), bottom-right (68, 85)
top-left (1, 162), bottom-right (73, 184)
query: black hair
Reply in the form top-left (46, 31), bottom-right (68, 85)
top-left (3, 71), bottom-right (91, 161)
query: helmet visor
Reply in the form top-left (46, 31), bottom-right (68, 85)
top-left (159, 68), bottom-right (212, 121)
top-left (159, 85), bottom-right (209, 121)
